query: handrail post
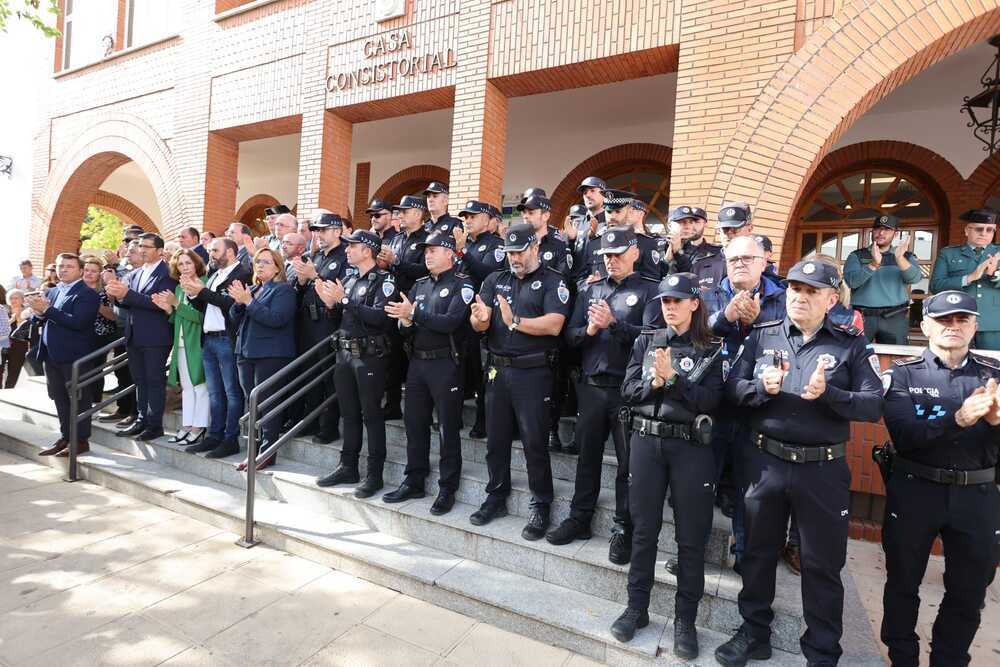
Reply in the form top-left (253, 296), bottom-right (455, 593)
top-left (66, 359), bottom-right (81, 482)
top-left (236, 384), bottom-right (262, 548)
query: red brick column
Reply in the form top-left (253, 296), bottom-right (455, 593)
top-left (353, 162), bottom-right (372, 229)
top-left (312, 111), bottom-right (353, 218)
top-left (202, 133), bottom-right (239, 236)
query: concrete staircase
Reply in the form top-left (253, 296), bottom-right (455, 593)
top-left (0, 379), bottom-right (824, 666)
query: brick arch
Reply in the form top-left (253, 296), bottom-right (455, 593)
top-left (779, 141), bottom-right (964, 270)
top-left (965, 152), bottom-right (1000, 209)
top-left (91, 190), bottom-right (156, 231)
top-left (34, 114), bottom-right (186, 264)
top-left (549, 143), bottom-right (673, 224)
top-left (372, 165), bottom-right (450, 209)
top-left (707, 1), bottom-right (1000, 260)
top-left (236, 193), bottom-right (281, 235)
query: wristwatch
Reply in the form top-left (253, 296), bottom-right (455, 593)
top-left (508, 316), bottom-right (521, 332)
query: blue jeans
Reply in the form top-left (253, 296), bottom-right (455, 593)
top-left (202, 335), bottom-right (243, 442)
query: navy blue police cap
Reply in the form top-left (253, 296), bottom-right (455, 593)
top-left (392, 195), bottom-right (428, 212)
top-left (309, 213), bottom-right (344, 231)
top-left (423, 181), bottom-right (449, 195)
top-left (343, 229), bottom-right (382, 253)
top-left (923, 291), bottom-right (979, 318)
top-left (365, 199), bottom-right (392, 215)
top-left (655, 273), bottom-right (701, 300)
top-left (417, 231), bottom-right (457, 252)
top-left (669, 206), bottom-right (707, 223)
top-left (577, 176), bottom-right (608, 193)
top-left (596, 226), bottom-right (638, 255)
top-left (717, 203), bottom-right (752, 229)
top-left (502, 223), bottom-right (537, 252)
top-left (787, 259), bottom-right (841, 289)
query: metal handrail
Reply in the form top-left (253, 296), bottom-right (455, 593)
top-left (66, 337), bottom-right (136, 482)
top-left (237, 333), bottom-right (338, 548)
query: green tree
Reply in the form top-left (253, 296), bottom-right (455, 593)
top-left (79, 206), bottom-right (124, 250)
top-left (0, 1), bottom-right (61, 37)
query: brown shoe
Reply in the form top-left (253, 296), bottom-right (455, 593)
top-left (781, 544), bottom-right (801, 576)
top-left (98, 412), bottom-right (130, 423)
top-left (38, 439), bottom-right (68, 456)
top-left (55, 440), bottom-right (90, 458)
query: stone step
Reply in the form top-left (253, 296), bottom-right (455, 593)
top-left (0, 417), bottom-right (810, 666)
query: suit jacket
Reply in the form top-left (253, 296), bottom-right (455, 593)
top-left (230, 280), bottom-right (297, 359)
top-left (192, 244), bottom-right (210, 265)
top-left (191, 262), bottom-right (253, 340)
top-left (119, 261), bottom-right (179, 347)
top-left (34, 281), bottom-right (100, 364)
top-left (236, 246), bottom-right (253, 272)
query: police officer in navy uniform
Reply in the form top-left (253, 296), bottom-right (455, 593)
top-left (666, 206), bottom-right (720, 273)
top-left (716, 259), bottom-right (884, 667)
top-left (566, 177), bottom-right (608, 276)
top-left (567, 204), bottom-right (604, 283)
top-left (469, 223), bottom-right (572, 539)
top-left (880, 290), bottom-right (1000, 667)
top-left (314, 230), bottom-right (399, 498)
top-left (422, 181), bottom-right (464, 235)
top-left (290, 213), bottom-right (349, 443)
top-left (366, 198), bottom-right (398, 245)
top-left (694, 203), bottom-right (755, 291)
top-left (546, 226), bottom-right (660, 564)
top-left (453, 200), bottom-right (507, 438)
top-left (382, 232), bottom-right (474, 515)
top-left (610, 273), bottom-right (725, 661)
top-left (601, 190), bottom-right (668, 280)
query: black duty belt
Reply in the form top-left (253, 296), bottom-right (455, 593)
top-left (632, 416), bottom-right (692, 441)
top-left (893, 457), bottom-right (995, 486)
top-left (582, 373), bottom-right (623, 388)
top-left (337, 336), bottom-right (383, 358)
top-left (410, 347), bottom-right (452, 361)
top-left (856, 305), bottom-right (908, 317)
top-left (488, 351), bottom-right (550, 369)
top-left (752, 431), bottom-right (846, 463)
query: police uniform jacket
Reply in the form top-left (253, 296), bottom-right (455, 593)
top-left (622, 328), bottom-right (724, 423)
top-left (635, 233), bottom-right (670, 280)
top-left (574, 231), bottom-right (607, 284)
top-left (378, 228), bottom-right (399, 245)
top-left (929, 244), bottom-right (1000, 331)
top-left (297, 244), bottom-right (349, 335)
top-left (230, 280), bottom-right (297, 359)
top-left (883, 349), bottom-right (1000, 470)
top-left (425, 213), bottom-right (464, 236)
top-left (478, 265), bottom-right (572, 356)
top-left (703, 276), bottom-right (786, 351)
top-left (672, 240), bottom-right (722, 274)
top-left (726, 316), bottom-right (884, 445)
top-left (692, 248), bottom-right (727, 291)
top-left (404, 268), bottom-right (475, 351)
top-left (460, 232), bottom-right (506, 287)
top-left (537, 227), bottom-right (572, 275)
top-left (338, 267), bottom-right (399, 339)
top-left (390, 228), bottom-right (430, 293)
top-left (843, 247), bottom-right (921, 308)
top-left (564, 272), bottom-right (660, 378)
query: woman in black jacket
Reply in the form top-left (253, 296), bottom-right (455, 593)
top-left (610, 272), bottom-right (724, 660)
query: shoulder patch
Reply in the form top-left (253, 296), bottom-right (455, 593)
top-left (752, 319), bottom-right (782, 329)
top-left (381, 281), bottom-right (395, 297)
top-left (970, 353), bottom-right (1000, 371)
top-left (893, 356), bottom-right (923, 367)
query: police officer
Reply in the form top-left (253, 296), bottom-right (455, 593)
top-left (423, 181), bottom-right (464, 235)
top-left (666, 206), bottom-right (720, 273)
top-left (366, 198), bottom-right (398, 245)
top-left (601, 190), bottom-right (668, 280)
top-left (715, 259), bottom-right (884, 667)
top-left (314, 230), bottom-right (399, 498)
top-left (453, 200), bottom-right (506, 438)
top-left (609, 273), bottom-right (724, 660)
top-left (753, 234), bottom-right (783, 283)
top-left (566, 177), bottom-right (608, 274)
top-left (546, 227), bottom-right (660, 564)
top-left (517, 192), bottom-right (571, 274)
top-left (694, 203), bottom-right (754, 290)
top-left (290, 213), bottom-right (349, 443)
top-left (261, 204), bottom-right (292, 251)
top-left (383, 232), bottom-right (474, 515)
top-left (880, 290), bottom-right (1000, 667)
top-left (566, 204), bottom-right (604, 283)
top-left (843, 214), bottom-right (920, 344)
top-left (468, 223), bottom-right (571, 540)
top-left (930, 208), bottom-right (1000, 350)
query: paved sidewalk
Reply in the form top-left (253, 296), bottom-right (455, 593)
top-left (0, 450), bottom-right (599, 666)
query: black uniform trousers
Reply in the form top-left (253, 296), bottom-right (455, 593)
top-left (569, 379), bottom-right (629, 526)
top-left (383, 330), bottom-right (406, 412)
top-left (881, 473), bottom-right (1000, 667)
top-left (334, 351), bottom-right (387, 469)
top-left (236, 356), bottom-right (289, 446)
top-left (627, 433), bottom-right (715, 620)
top-left (739, 446), bottom-right (851, 665)
top-left (403, 357), bottom-right (464, 492)
top-left (44, 359), bottom-right (93, 441)
top-left (127, 344), bottom-right (170, 430)
top-left (300, 327), bottom-right (341, 437)
top-left (484, 365), bottom-right (554, 507)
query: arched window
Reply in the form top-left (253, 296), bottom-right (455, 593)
top-left (797, 169), bottom-right (942, 294)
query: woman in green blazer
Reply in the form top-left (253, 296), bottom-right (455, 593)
top-left (153, 248), bottom-right (209, 445)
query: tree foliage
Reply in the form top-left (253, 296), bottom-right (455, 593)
top-left (80, 206), bottom-right (123, 250)
top-left (0, 1), bottom-right (61, 38)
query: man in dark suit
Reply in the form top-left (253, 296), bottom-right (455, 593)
top-left (178, 226), bottom-right (210, 265)
top-left (29, 253), bottom-right (100, 457)
top-left (226, 222), bottom-right (255, 271)
top-left (105, 233), bottom-right (178, 441)
top-left (183, 238), bottom-right (252, 458)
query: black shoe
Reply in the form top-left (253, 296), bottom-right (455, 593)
top-left (137, 427), bottom-right (164, 442)
top-left (316, 465), bottom-right (360, 488)
top-left (167, 430), bottom-right (191, 444)
top-left (673, 618), bottom-right (699, 660)
top-left (545, 517), bottom-right (592, 545)
top-left (382, 405), bottom-right (403, 420)
top-left (547, 430), bottom-right (564, 452)
top-left (610, 607), bottom-right (649, 643)
top-left (608, 526), bottom-right (632, 565)
top-left (469, 500), bottom-right (507, 526)
top-left (718, 493), bottom-right (736, 519)
top-left (205, 439), bottom-right (240, 459)
top-left (562, 440), bottom-right (579, 455)
top-left (115, 415), bottom-right (137, 428)
top-left (468, 422), bottom-right (486, 439)
top-left (429, 491), bottom-right (455, 515)
top-left (118, 421), bottom-right (146, 436)
top-left (665, 559), bottom-right (679, 575)
top-left (98, 411), bottom-right (130, 423)
top-left (521, 507), bottom-right (550, 541)
top-left (382, 482), bottom-right (425, 504)
top-left (714, 628), bottom-right (771, 667)
top-left (311, 430), bottom-right (339, 445)
top-left (187, 436), bottom-right (220, 454)
top-left (354, 473), bottom-right (383, 498)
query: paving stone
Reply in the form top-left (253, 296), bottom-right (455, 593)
top-left (362, 594), bottom-right (476, 654)
top-left (444, 622), bottom-right (573, 667)
top-left (27, 612), bottom-right (192, 667)
top-left (304, 624), bottom-right (439, 666)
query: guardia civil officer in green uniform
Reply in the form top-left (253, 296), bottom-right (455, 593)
top-left (929, 208), bottom-right (1000, 350)
top-left (842, 214), bottom-right (920, 344)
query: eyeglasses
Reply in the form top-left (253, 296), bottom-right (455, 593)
top-left (725, 255), bottom-right (763, 266)
top-left (967, 225), bottom-right (996, 234)
top-left (370, 212), bottom-right (389, 219)
top-left (254, 259), bottom-right (275, 266)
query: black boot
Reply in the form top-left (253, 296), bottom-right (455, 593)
top-left (610, 607), bottom-right (649, 643)
top-left (608, 523), bottom-right (632, 565)
top-left (547, 429), bottom-right (564, 452)
top-left (673, 618), bottom-right (699, 660)
top-left (354, 463), bottom-right (384, 499)
top-left (715, 627), bottom-right (771, 667)
top-left (468, 419), bottom-right (486, 439)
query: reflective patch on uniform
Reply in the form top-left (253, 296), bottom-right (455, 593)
top-left (566, 254), bottom-right (573, 269)
top-left (557, 281), bottom-right (570, 304)
top-left (679, 357), bottom-right (694, 372)
top-left (733, 344), bottom-right (745, 364)
top-left (494, 248), bottom-right (505, 263)
top-left (867, 354), bottom-right (881, 378)
top-left (625, 294), bottom-right (638, 307)
top-left (409, 243), bottom-right (417, 250)
top-left (461, 287), bottom-right (474, 304)
top-left (330, 263), bottom-right (337, 271)
top-left (543, 251), bottom-right (554, 261)
top-left (722, 360), bottom-right (731, 381)
top-left (531, 280), bottom-right (542, 290)
top-left (439, 288), bottom-right (449, 297)
top-left (881, 371), bottom-right (892, 396)
top-left (358, 286), bottom-right (367, 296)
top-left (817, 353), bottom-right (836, 369)
top-left (477, 245), bottom-right (486, 252)
top-left (381, 281), bottom-right (394, 297)
top-left (651, 250), bottom-right (661, 263)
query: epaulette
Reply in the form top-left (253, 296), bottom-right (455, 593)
top-left (971, 353), bottom-right (1000, 371)
top-left (545, 266), bottom-right (566, 277)
top-left (893, 356), bottom-right (923, 366)
top-left (414, 275), bottom-right (430, 283)
top-left (752, 319), bottom-right (782, 329)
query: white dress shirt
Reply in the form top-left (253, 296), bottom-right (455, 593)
top-left (203, 262), bottom-right (238, 333)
